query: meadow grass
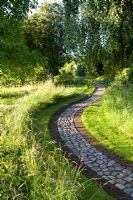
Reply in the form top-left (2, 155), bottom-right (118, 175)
top-left (0, 84), bottom-right (39, 104)
top-left (82, 75), bottom-right (133, 161)
top-left (0, 80), bottom-right (114, 200)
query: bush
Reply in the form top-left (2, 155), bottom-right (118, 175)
top-left (55, 61), bottom-right (86, 85)
top-left (128, 68), bottom-right (133, 82)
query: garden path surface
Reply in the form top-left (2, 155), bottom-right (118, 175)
top-left (49, 82), bottom-right (133, 200)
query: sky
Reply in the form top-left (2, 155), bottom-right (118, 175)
top-left (38, 0), bottom-right (62, 4)
top-left (29, 0), bottom-right (62, 15)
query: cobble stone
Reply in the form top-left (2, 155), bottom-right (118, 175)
top-left (108, 167), bottom-right (115, 171)
top-left (56, 85), bottom-right (133, 198)
top-left (97, 171), bottom-right (104, 176)
top-left (115, 183), bottom-right (125, 190)
top-left (102, 175), bottom-right (110, 181)
top-left (109, 180), bottom-right (115, 185)
top-left (111, 172), bottom-right (118, 176)
top-left (86, 163), bottom-right (93, 168)
top-left (97, 160), bottom-right (104, 165)
top-left (100, 164), bottom-right (107, 169)
top-left (108, 160), bottom-right (115, 167)
top-left (124, 188), bottom-right (133, 195)
top-left (104, 171), bottom-right (111, 176)
top-left (124, 176), bottom-right (133, 182)
top-left (116, 179), bottom-right (126, 185)
top-left (92, 167), bottom-right (100, 172)
top-left (131, 193), bottom-right (133, 198)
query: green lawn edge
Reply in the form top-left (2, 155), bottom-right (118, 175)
top-left (33, 90), bottom-right (115, 200)
top-left (82, 84), bottom-right (133, 162)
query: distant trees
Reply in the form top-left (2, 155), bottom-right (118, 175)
top-left (23, 3), bottom-right (65, 75)
top-left (0, 16), bottom-right (46, 84)
top-left (63, 0), bottom-right (133, 75)
top-left (0, 0), bottom-right (46, 85)
top-left (1, 0), bottom-right (133, 85)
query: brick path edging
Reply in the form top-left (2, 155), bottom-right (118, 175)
top-left (49, 83), bottom-right (133, 200)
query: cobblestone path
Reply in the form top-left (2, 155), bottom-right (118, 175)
top-left (52, 83), bottom-right (133, 199)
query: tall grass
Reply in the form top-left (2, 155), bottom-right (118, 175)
top-left (1, 81), bottom-right (83, 199)
top-left (82, 72), bottom-right (133, 161)
top-left (1, 80), bottom-right (114, 200)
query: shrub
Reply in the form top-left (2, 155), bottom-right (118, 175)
top-left (55, 61), bottom-right (86, 85)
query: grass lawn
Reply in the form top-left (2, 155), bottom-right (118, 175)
top-left (82, 80), bottom-right (133, 162)
top-left (0, 80), bottom-right (115, 200)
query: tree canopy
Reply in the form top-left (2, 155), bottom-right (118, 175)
top-left (0, 0), bottom-right (133, 84)
top-left (63, 0), bottom-right (133, 75)
top-left (0, 0), bottom-right (38, 19)
top-left (23, 2), bottom-right (65, 75)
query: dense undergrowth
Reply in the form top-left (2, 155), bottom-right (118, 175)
top-left (82, 71), bottom-right (133, 161)
top-left (0, 80), bottom-right (115, 200)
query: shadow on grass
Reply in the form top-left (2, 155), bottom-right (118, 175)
top-left (1, 91), bottom-right (29, 99)
top-left (30, 93), bottom-right (115, 200)
top-left (31, 93), bottom-right (86, 149)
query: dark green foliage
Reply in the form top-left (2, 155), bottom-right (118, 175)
top-left (23, 3), bottom-right (65, 75)
top-left (1, 0), bottom-right (133, 84)
top-left (55, 61), bottom-right (86, 85)
top-left (55, 61), bottom-right (77, 85)
top-left (127, 68), bottom-right (133, 82)
top-left (63, 0), bottom-right (86, 18)
top-left (0, 16), bottom-right (47, 85)
top-left (0, 0), bottom-right (38, 19)
top-left (63, 0), bottom-right (133, 76)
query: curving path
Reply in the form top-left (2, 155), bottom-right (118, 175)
top-left (49, 82), bottom-right (133, 200)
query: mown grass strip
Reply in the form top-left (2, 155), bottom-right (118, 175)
top-left (82, 82), bottom-right (133, 162)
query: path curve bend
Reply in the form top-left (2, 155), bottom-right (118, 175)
top-left (49, 83), bottom-right (133, 200)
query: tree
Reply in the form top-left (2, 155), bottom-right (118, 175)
top-left (62, 0), bottom-right (133, 75)
top-left (63, 0), bottom-right (106, 76)
top-left (0, 0), bottom-right (38, 19)
top-left (0, 0), bottom-right (46, 85)
top-left (0, 15), bottom-right (46, 85)
top-left (24, 2), bottom-right (65, 75)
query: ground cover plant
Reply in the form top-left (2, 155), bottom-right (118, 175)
top-left (82, 72), bottom-right (133, 161)
top-left (0, 80), bottom-right (115, 200)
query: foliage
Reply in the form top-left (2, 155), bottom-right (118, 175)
top-left (23, 2), bottom-right (65, 75)
top-left (0, 0), bottom-right (132, 198)
top-left (0, 15), bottom-right (47, 85)
top-left (0, 0), bottom-right (48, 85)
top-left (55, 61), bottom-right (86, 85)
top-left (1, 81), bottom-right (114, 199)
top-left (63, 0), bottom-right (133, 75)
top-left (1, 0), bottom-right (133, 84)
top-left (0, 82), bottom-right (78, 198)
top-left (128, 68), bottom-right (133, 82)
top-left (59, 61), bottom-right (77, 75)
top-left (0, 0), bottom-right (37, 19)
top-left (0, 81), bottom-right (79, 199)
